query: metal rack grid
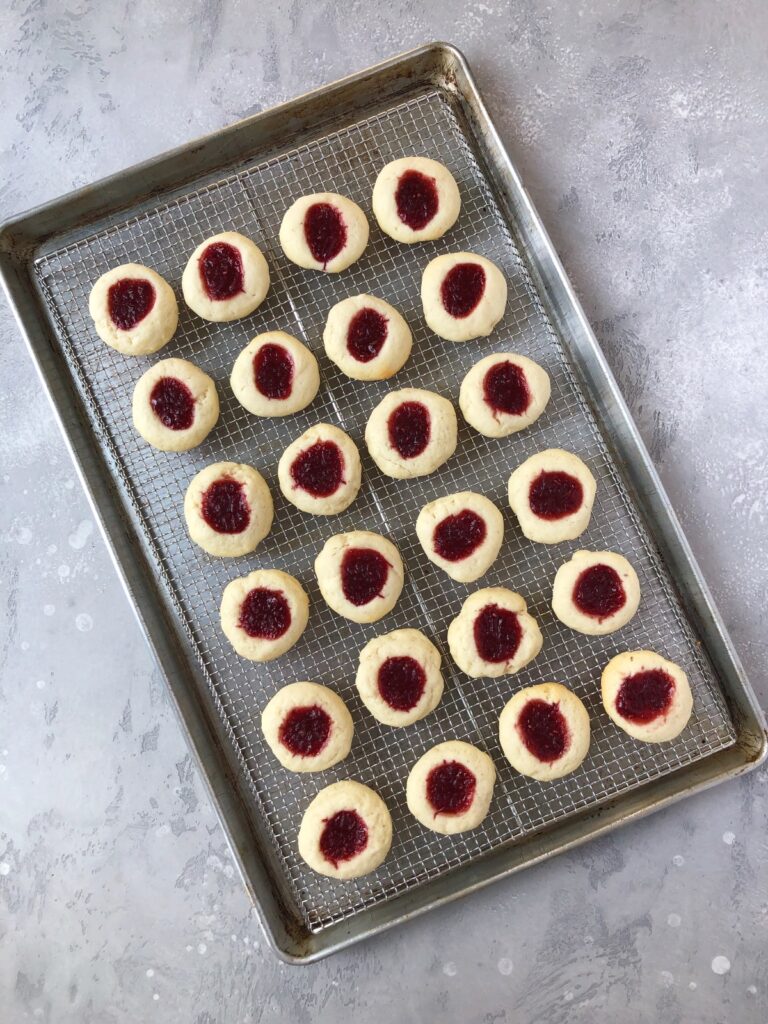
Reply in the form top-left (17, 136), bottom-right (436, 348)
top-left (35, 86), bottom-right (735, 932)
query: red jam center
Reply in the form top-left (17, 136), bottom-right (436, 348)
top-left (304, 202), bottom-right (347, 267)
top-left (319, 810), bottom-right (368, 867)
top-left (473, 604), bottom-right (522, 663)
top-left (433, 510), bottom-right (487, 562)
top-left (238, 587), bottom-right (291, 639)
top-left (108, 278), bottom-right (156, 330)
top-left (395, 169), bottom-right (440, 230)
top-left (426, 761), bottom-right (477, 816)
top-left (278, 704), bottom-right (332, 757)
top-left (290, 441), bottom-right (344, 498)
top-left (616, 669), bottom-right (675, 724)
top-left (387, 401), bottom-right (431, 459)
top-left (201, 478), bottom-right (250, 534)
top-left (340, 548), bottom-right (389, 607)
top-left (483, 361), bottom-right (531, 416)
top-left (199, 241), bottom-right (244, 301)
top-left (377, 656), bottom-right (426, 712)
top-left (440, 263), bottom-right (486, 318)
top-left (347, 308), bottom-right (388, 363)
top-left (528, 471), bottom-right (584, 520)
top-left (573, 564), bottom-right (626, 620)
top-left (517, 699), bottom-right (570, 763)
top-left (254, 343), bottom-right (294, 400)
top-left (149, 377), bottom-right (195, 431)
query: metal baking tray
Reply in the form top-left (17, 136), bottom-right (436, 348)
top-left (1, 43), bottom-right (765, 963)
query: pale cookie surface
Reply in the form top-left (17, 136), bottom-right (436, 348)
top-left (355, 628), bottom-right (443, 727)
top-left (220, 569), bottom-right (308, 661)
top-left (298, 780), bottom-right (392, 879)
top-left (181, 231), bottom-right (270, 322)
top-left (602, 650), bottom-right (693, 743)
top-left (132, 357), bottom-right (219, 452)
top-left (372, 156), bottom-right (461, 243)
top-left (323, 294), bottom-right (412, 381)
top-left (279, 192), bottom-right (369, 273)
top-left (261, 682), bottom-right (353, 773)
top-left (508, 448), bottom-right (597, 544)
top-left (365, 387), bottom-right (457, 479)
top-left (552, 550), bottom-right (641, 635)
top-left (416, 491), bottom-right (504, 583)
top-left (421, 252), bottom-right (507, 342)
top-left (183, 462), bottom-right (273, 558)
top-left (499, 682), bottom-right (591, 782)
top-left (406, 740), bottom-right (496, 835)
top-left (277, 423), bottom-right (361, 515)
top-left (460, 352), bottom-right (551, 438)
top-left (88, 262), bottom-right (178, 356)
top-left (315, 531), bottom-right (404, 624)
top-left (230, 331), bottom-right (319, 417)
top-left (447, 587), bottom-right (543, 678)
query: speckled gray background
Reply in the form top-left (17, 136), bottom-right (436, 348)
top-left (1, 2), bottom-right (767, 1021)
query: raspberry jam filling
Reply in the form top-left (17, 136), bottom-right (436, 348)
top-left (290, 441), bottom-right (344, 498)
top-left (341, 548), bottom-right (389, 607)
top-left (517, 699), bottom-right (570, 762)
top-left (387, 401), bottom-right (431, 459)
top-left (473, 604), bottom-right (522, 663)
top-left (347, 307), bottom-right (388, 363)
top-left (238, 587), bottom-right (291, 639)
top-left (395, 169), bottom-right (439, 230)
top-left (426, 761), bottom-right (476, 816)
top-left (483, 361), bottom-right (531, 416)
top-left (279, 704), bottom-right (332, 757)
top-left (616, 669), bottom-right (675, 724)
top-left (433, 510), bottom-right (487, 562)
top-left (304, 202), bottom-right (347, 267)
top-left (573, 564), bottom-right (626, 620)
top-left (108, 278), bottom-right (156, 330)
top-left (149, 376), bottom-right (195, 431)
top-left (528, 471), bottom-right (584, 520)
top-left (377, 656), bottom-right (426, 712)
top-left (440, 263), bottom-right (486, 318)
top-left (319, 810), bottom-right (368, 867)
top-left (199, 241), bottom-right (244, 301)
top-left (201, 478), bottom-right (250, 534)
top-left (254, 343), bottom-right (294, 399)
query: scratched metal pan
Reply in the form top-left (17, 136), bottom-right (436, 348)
top-left (1, 43), bottom-right (764, 963)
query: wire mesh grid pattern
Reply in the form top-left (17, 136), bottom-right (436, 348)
top-left (35, 87), bottom-right (735, 932)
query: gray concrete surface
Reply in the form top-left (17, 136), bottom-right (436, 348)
top-left (1, 1), bottom-right (767, 1021)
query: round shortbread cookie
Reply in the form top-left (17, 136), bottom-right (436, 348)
top-left (298, 780), bottom-right (393, 879)
top-left (277, 423), bottom-right (362, 515)
top-left (261, 682), bottom-right (353, 772)
top-left (447, 586), bottom-right (543, 679)
top-left (279, 192), bottom-right (369, 273)
top-left (601, 650), bottom-right (693, 743)
top-left (365, 387), bottom-right (457, 479)
top-left (372, 156), bottom-right (461, 243)
top-left (88, 263), bottom-right (178, 356)
top-left (132, 358), bottom-right (219, 452)
top-left (421, 252), bottom-right (507, 342)
top-left (460, 352), bottom-right (551, 438)
top-left (355, 628), bottom-right (443, 727)
top-left (323, 294), bottom-right (412, 381)
top-left (552, 550), bottom-right (641, 635)
top-left (230, 331), bottom-right (319, 417)
top-left (499, 682), bottom-right (591, 781)
top-left (181, 231), bottom-right (270, 322)
top-left (416, 491), bottom-right (504, 583)
top-left (184, 462), bottom-right (273, 557)
top-left (220, 569), bottom-right (309, 661)
top-left (406, 740), bottom-right (496, 835)
top-left (508, 448), bottom-right (597, 544)
top-left (315, 531), bottom-right (404, 624)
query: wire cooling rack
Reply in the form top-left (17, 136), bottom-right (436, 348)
top-left (35, 86), bottom-right (735, 932)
